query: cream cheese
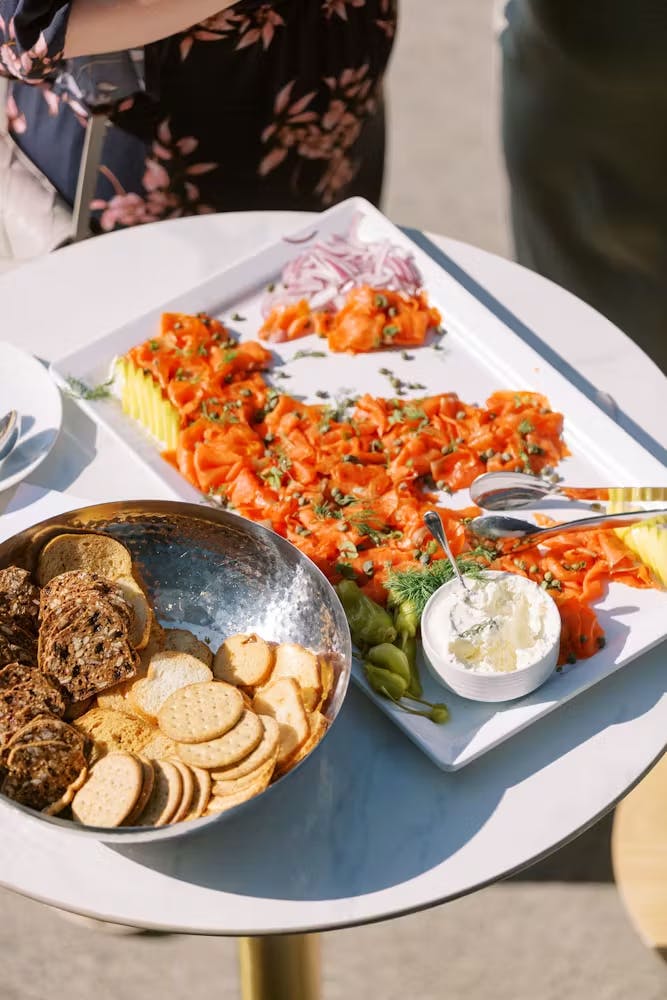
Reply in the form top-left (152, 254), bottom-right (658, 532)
top-left (428, 574), bottom-right (557, 674)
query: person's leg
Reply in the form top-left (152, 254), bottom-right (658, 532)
top-left (500, 1), bottom-right (667, 372)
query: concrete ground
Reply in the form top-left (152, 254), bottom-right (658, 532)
top-left (1, 2), bottom-right (665, 998)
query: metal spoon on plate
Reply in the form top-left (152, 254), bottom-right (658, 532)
top-left (468, 507), bottom-right (667, 550)
top-left (0, 410), bottom-right (18, 461)
top-left (470, 471), bottom-right (667, 511)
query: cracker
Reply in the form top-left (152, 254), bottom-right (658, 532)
top-left (251, 678), bottom-right (309, 764)
top-left (186, 766), bottom-right (211, 820)
top-left (157, 681), bottom-right (244, 743)
top-left (129, 651), bottom-right (213, 723)
top-left (37, 533), bottom-right (133, 586)
top-left (2, 739), bottom-right (87, 812)
top-left (316, 655), bottom-right (335, 710)
top-left (274, 711), bottom-right (329, 777)
top-left (64, 697), bottom-right (95, 722)
top-left (72, 707), bottom-right (154, 759)
top-left (116, 576), bottom-right (152, 650)
top-left (176, 710), bottom-right (263, 769)
top-left (0, 622), bottom-right (37, 663)
top-left (204, 782), bottom-right (267, 816)
top-left (42, 764), bottom-right (88, 816)
top-left (209, 715), bottom-right (280, 782)
top-left (123, 756), bottom-right (155, 826)
top-left (141, 731), bottom-right (179, 760)
top-left (0, 566), bottom-right (40, 632)
top-left (0, 632), bottom-right (35, 669)
top-left (163, 628), bottom-right (213, 668)
top-left (169, 759), bottom-right (195, 823)
top-left (213, 633), bottom-right (275, 688)
top-left (5, 715), bottom-right (85, 762)
top-left (269, 643), bottom-right (322, 711)
top-left (71, 752), bottom-right (144, 827)
top-left (135, 759), bottom-right (182, 827)
top-left (0, 672), bottom-right (65, 744)
top-left (212, 755), bottom-right (276, 798)
top-left (40, 601), bottom-right (138, 702)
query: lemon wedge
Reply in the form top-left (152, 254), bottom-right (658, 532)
top-left (608, 488), bottom-right (667, 586)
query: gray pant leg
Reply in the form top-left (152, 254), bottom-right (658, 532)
top-left (501, 0), bottom-right (667, 373)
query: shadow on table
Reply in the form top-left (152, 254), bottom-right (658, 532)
top-left (110, 658), bottom-right (663, 902)
top-left (407, 230), bottom-right (667, 467)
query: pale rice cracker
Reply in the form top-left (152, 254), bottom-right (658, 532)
top-left (251, 678), bottom-right (309, 765)
top-left (157, 681), bottom-right (244, 744)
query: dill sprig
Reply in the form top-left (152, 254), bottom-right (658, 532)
top-left (386, 557), bottom-right (488, 616)
top-left (64, 375), bottom-right (114, 400)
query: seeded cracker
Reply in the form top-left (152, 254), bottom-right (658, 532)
top-left (2, 740), bottom-right (87, 812)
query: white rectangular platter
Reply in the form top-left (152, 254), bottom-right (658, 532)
top-left (50, 197), bottom-right (667, 770)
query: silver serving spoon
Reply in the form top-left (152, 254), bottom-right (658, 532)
top-left (470, 471), bottom-right (667, 511)
top-left (469, 507), bottom-right (667, 550)
top-left (424, 510), bottom-right (469, 591)
top-left (0, 410), bottom-right (18, 461)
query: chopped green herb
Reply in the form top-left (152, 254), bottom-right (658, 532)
top-left (64, 375), bottom-right (114, 401)
top-left (335, 562), bottom-right (357, 581)
top-left (518, 419), bottom-right (535, 435)
top-left (293, 349), bottom-right (327, 360)
top-left (400, 351), bottom-right (413, 361)
top-left (149, 339), bottom-right (160, 351)
top-left (230, 313), bottom-right (245, 322)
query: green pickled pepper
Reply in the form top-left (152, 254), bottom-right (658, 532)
top-left (399, 632), bottom-right (423, 699)
top-left (393, 597), bottom-right (419, 638)
top-left (336, 580), bottom-right (397, 647)
top-left (367, 643), bottom-right (411, 684)
top-left (364, 664), bottom-right (408, 701)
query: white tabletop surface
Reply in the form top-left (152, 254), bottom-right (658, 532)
top-left (0, 212), bottom-right (665, 936)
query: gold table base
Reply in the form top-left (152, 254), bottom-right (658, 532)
top-left (239, 933), bottom-right (321, 1000)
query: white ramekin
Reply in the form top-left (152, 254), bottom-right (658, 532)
top-left (421, 570), bottom-right (561, 703)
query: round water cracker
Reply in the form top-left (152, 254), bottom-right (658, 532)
top-left (157, 681), bottom-right (244, 744)
top-left (209, 715), bottom-right (280, 782)
top-left (212, 754), bottom-right (276, 798)
top-left (176, 710), bottom-right (263, 770)
top-left (168, 759), bottom-right (195, 823)
top-left (186, 766), bottom-right (211, 821)
top-left (136, 759), bottom-right (182, 827)
top-left (71, 752), bottom-right (144, 828)
top-left (123, 757), bottom-right (155, 826)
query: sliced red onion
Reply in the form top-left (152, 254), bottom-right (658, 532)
top-left (261, 219), bottom-right (424, 317)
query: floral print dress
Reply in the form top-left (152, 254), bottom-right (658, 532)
top-left (0, 0), bottom-right (396, 232)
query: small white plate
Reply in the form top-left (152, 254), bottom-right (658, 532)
top-left (0, 342), bottom-right (62, 493)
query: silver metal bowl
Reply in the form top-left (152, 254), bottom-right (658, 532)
top-left (0, 500), bottom-right (351, 843)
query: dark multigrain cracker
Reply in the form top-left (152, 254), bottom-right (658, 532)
top-left (1, 739), bottom-right (87, 812)
top-left (0, 631), bottom-right (35, 669)
top-left (38, 595), bottom-right (132, 665)
top-left (0, 672), bottom-right (66, 745)
top-left (40, 571), bottom-right (133, 632)
top-left (40, 601), bottom-right (138, 701)
top-left (4, 714), bottom-right (87, 765)
top-left (0, 566), bottom-right (40, 633)
top-left (0, 621), bottom-right (37, 663)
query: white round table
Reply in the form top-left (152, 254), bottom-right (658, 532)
top-left (0, 213), bottom-right (665, 984)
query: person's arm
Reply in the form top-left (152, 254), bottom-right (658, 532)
top-left (64, 0), bottom-right (237, 57)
